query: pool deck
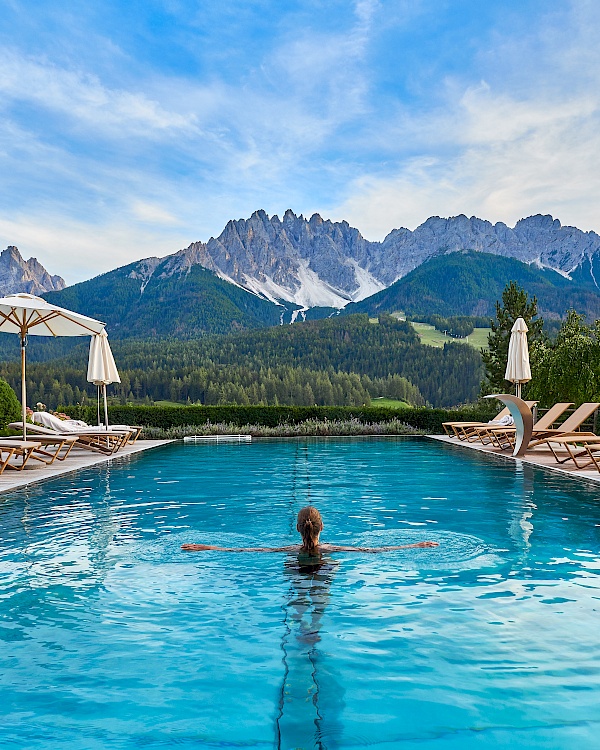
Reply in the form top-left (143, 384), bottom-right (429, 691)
top-left (428, 434), bottom-right (600, 485)
top-left (0, 439), bottom-right (174, 495)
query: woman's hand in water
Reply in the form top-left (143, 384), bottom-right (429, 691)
top-left (181, 544), bottom-right (220, 551)
top-left (413, 541), bottom-right (439, 548)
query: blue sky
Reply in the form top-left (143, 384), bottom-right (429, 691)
top-left (0, 0), bottom-right (598, 283)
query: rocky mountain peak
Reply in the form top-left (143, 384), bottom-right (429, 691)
top-left (88, 209), bottom-right (600, 313)
top-left (0, 246), bottom-right (66, 296)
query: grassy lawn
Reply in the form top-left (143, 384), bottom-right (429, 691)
top-left (369, 397), bottom-right (410, 409)
top-left (410, 322), bottom-right (490, 350)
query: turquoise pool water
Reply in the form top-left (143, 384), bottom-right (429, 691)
top-left (1, 437), bottom-right (599, 749)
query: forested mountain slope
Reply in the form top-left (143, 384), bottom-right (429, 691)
top-left (42, 259), bottom-right (299, 338)
top-left (347, 252), bottom-right (600, 320)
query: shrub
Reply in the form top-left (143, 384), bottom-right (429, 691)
top-left (0, 379), bottom-right (22, 428)
top-left (62, 403), bottom-right (498, 435)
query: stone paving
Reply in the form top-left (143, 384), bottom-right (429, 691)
top-left (0, 439), bottom-right (174, 495)
top-left (428, 434), bottom-right (600, 485)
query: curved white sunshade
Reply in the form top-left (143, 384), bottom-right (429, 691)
top-left (0, 294), bottom-right (105, 337)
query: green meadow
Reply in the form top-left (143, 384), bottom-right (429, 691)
top-left (409, 322), bottom-right (490, 350)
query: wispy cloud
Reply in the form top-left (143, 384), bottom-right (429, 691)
top-left (0, 50), bottom-right (197, 137)
top-left (0, 0), bottom-right (599, 278)
top-left (331, 1), bottom-right (600, 237)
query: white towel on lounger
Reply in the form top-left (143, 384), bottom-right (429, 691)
top-left (488, 415), bottom-right (514, 426)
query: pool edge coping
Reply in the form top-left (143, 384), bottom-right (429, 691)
top-left (426, 434), bottom-right (600, 487)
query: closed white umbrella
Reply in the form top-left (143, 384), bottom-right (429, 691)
top-left (505, 317), bottom-right (531, 399)
top-left (87, 331), bottom-right (121, 429)
top-left (0, 293), bottom-right (105, 439)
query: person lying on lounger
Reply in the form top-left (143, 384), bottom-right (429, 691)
top-left (181, 505), bottom-right (439, 555)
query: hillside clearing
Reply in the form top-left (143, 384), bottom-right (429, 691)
top-left (370, 397), bottom-right (410, 409)
top-left (410, 322), bottom-right (490, 350)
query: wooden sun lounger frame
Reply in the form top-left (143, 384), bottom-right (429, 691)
top-left (0, 440), bottom-right (44, 471)
top-left (474, 402), bottom-right (574, 450)
top-left (113, 425), bottom-right (143, 444)
top-left (449, 402), bottom-right (539, 442)
top-left (468, 399), bottom-right (599, 457)
top-left (537, 435), bottom-right (600, 470)
top-left (17, 435), bottom-right (78, 464)
top-left (9, 423), bottom-right (132, 456)
top-left (442, 407), bottom-right (510, 438)
top-left (72, 430), bottom-right (131, 455)
top-left (493, 403), bottom-right (600, 451)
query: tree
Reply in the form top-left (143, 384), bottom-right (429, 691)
top-left (481, 282), bottom-right (544, 394)
top-left (0, 379), bottom-right (21, 428)
top-left (527, 310), bottom-right (600, 406)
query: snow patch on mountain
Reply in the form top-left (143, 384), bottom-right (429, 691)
top-left (294, 261), bottom-right (351, 308)
top-left (348, 260), bottom-right (386, 300)
top-left (240, 273), bottom-right (293, 305)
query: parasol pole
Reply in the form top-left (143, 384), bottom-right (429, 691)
top-left (103, 384), bottom-right (109, 430)
top-left (21, 333), bottom-right (27, 440)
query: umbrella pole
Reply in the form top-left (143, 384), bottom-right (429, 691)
top-left (103, 384), bottom-right (109, 430)
top-left (516, 381), bottom-right (522, 400)
top-left (20, 335), bottom-right (26, 440)
top-left (97, 386), bottom-right (101, 427)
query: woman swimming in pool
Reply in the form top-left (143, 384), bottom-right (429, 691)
top-left (181, 505), bottom-right (439, 554)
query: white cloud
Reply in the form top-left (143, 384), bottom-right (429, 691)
top-left (333, 91), bottom-right (600, 238)
top-left (0, 213), bottom-right (189, 284)
top-left (330, 3), bottom-right (600, 239)
top-left (3, 0), bottom-right (600, 281)
top-left (0, 50), bottom-right (197, 137)
top-left (130, 201), bottom-right (179, 225)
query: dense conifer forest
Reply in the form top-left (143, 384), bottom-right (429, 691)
top-left (0, 314), bottom-right (485, 409)
top-left (347, 252), bottom-right (600, 321)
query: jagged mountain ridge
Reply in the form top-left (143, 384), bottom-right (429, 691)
top-left (182, 209), bottom-right (384, 308)
top-left (0, 246), bottom-right (65, 296)
top-left (4, 212), bottom-right (600, 311)
top-left (168, 211), bottom-right (600, 308)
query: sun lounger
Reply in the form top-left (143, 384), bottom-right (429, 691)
top-left (9, 422), bottom-right (132, 456)
top-left (0, 439), bottom-right (45, 471)
top-left (33, 412), bottom-right (142, 445)
top-left (449, 402), bottom-right (538, 442)
top-left (0, 435), bottom-right (77, 465)
top-left (525, 402), bottom-right (600, 448)
top-left (480, 402), bottom-right (598, 453)
top-left (540, 435), bottom-right (600, 470)
top-left (476, 402), bottom-right (573, 450)
top-left (442, 407), bottom-right (511, 438)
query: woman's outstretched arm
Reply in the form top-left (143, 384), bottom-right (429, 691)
top-left (181, 544), bottom-right (299, 552)
top-left (320, 541), bottom-right (439, 552)
top-left (181, 541), bottom-right (439, 552)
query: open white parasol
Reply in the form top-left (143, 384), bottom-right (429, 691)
top-left (505, 317), bottom-right (532, 399)
top-left (0, 293), bottom-right (105, 438)
top-left (87, 330), bottom-right (121, 429)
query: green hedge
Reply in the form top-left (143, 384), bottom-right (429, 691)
top-left (65, 403), bottom-right (498, 434)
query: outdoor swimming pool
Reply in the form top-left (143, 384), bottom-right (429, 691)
top-left (1, 437), bottom-right (599, 749)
